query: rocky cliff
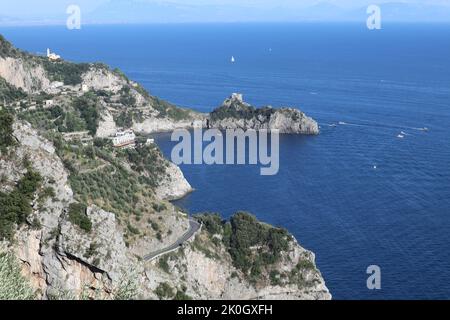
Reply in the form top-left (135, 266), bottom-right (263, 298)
top-left (209, 93), bottom-right (319, 134)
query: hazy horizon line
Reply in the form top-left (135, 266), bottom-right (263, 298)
top-left (2, 20), bottom-right (450, 28)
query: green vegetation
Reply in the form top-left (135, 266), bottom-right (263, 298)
top-left (113, 108), bottom-right (144, 128)
top-left (68, 203), bottom-right (92, 232)
top-left (19, 92), bottom-right (100, 135)
top-left (120, 144), bottom-right (168, 187)
top-left (196, 213), bottom-right (223, 235)
top-left (210, 102), bottom-right (275, 122)
top-left (69, 165), bottom-right (143, 216)
top-left (295, 259), bottom-right (316, 271)
top-left (84, 242), bottom-right (99, 259)
top-left (38, 186), bottom-right (55, 205)
top-left (227, 213), bottom-right (290, 273)
top-left (0, 108), bottom-right (15, 153)
top-left (51, 137), bottom-right (165, 230)
top-left (158, 256), bottom-right (170, 274)
top-left (63, 111), bottom-right (86, 132)
top-left (72, 93), bottom-right (100, 135)
top-left (191, 234), bottom-right (221, 260)
top-left (0, 251), bottom-right (35, 300)
top-left (127, 223), bottom-right (140, 235)
top-left (152, 203), bottom-right (167, 213)
top-left (0, 168), bottom-right (42, 240)
top-left (41, 59), bottom-right (90, 86)
top-left (174, 288), bottom-right (192, 300)
top-left (113, 271), bottom-right (139, 300)
top-left (118, 86), bottom-right (136, 107)
top-left (154, 282), bottom-right (174, 300)
top-left (0, 35), bottom-right (17, 57)
top-left (0, 78), bottom-right (27, 104)
top-left (149, 96), bottom-right (193, 121)
top-left (115, 110), bottom-right (134, 128)
top-left (195, 212), bottom-right (292, 282)
top-left (19, 108), bottom-right (60, 132)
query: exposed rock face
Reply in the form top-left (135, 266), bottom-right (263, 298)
top-left (155, 161), bottom-right (193, 201)
top-left (132, 117), bottom-right (205, 135)
top-left (59, 206), bottom-right (134, 283)
top-left (209, 93), bottom-right (319, 135)
top-left (82, 68), bottom-right (124, 93)
top-left (96, 108), bottom-right (118, 138)
top-left (0, 57), bottom-right (51, 93)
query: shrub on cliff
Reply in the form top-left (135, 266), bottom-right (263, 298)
top-left (72, 93), bottom-right (100, 135)
top-left (149, 96), bottom-right (192, 121)
top-left (0, 35), bottom-right (19, 58)
top-left (0, 108), bottom-right (15, 153)
top-left (41, 59), bottom-right (90, 86)
top-left (154, 282), bottom-right (174, 300)
top-left (68, 203), bottom-right (92, 232)
top-left (0, 251), bottom-right (35, 300)
top-left (228, 213), bottom-right (290, 273)
top-left (0, 78), bottom-right (26, 104)
top-left (195, 212), bottom-right (291, 281)
top-left (0, 168), bottom-right (42, 240)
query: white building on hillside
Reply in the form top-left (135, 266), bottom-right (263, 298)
top-left (113, 130), bottom-right (136, 148)
top-left (47, 48), bottom-right (61, 61)
top-left (44, 100), bottom-right (54, 108)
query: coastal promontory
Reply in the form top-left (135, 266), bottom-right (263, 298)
top-left (209, 93), bottom-right (319, 134)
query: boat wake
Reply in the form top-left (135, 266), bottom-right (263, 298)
top-left (327, 120), bottom-right (430, 133)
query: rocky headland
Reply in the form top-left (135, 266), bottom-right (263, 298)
top-left (209, 93), bottom-right (319, 134)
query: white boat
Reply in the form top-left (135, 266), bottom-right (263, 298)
top-left (338, 121), bottom-right (347, 125)
top-left (231, 56), bottom-right (235, 63)
top-left (397, 134), bottom-right (405, 139)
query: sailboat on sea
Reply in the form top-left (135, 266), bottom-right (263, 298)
top-left (231, 56), bottom-right (235, 63)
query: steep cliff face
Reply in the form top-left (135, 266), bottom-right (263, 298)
top-left (0, 56), bottom-right (51, 93)
top-left (209, 93), bottom-right (319, 134)
top-left (155, 161), bottom-right (193, 201)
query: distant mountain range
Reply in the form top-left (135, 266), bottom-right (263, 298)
top-left (1, 1), bottom-right (450, 25)
top-left (83, 0), bottom-right (450, 23)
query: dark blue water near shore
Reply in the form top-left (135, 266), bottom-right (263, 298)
top-left (2, 23), bottom-right (450, 299)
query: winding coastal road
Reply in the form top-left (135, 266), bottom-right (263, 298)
top-left (143, 218), bottom-right (201, 262)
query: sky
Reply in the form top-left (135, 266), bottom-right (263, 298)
top-left (1, 0), bottom-right (450, 24)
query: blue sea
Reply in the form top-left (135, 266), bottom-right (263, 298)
top-left (2, 23), bottom-right (450, 299)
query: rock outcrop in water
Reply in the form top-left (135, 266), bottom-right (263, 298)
top-left (0, 35), bottom-right (330, 300)
top-left (209, 93), bottom-right (319, 134)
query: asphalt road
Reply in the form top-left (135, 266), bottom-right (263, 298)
top-left (143, 218), bottom-right (201, 262)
